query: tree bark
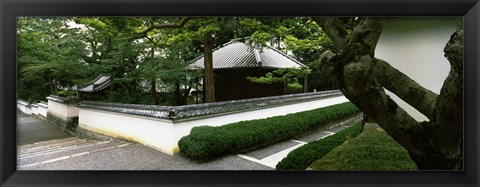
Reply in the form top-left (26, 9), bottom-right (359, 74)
top-left (150, 77), bottom-right (158, 104)
top-left (313, 17), bottom-right (463, 170)
top-left (175, 83), bottom-right (181, 106)
top-left (203, 31), bottom-right (215, 103)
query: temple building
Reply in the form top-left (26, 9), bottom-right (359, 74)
top-left (188, 39), bottom-right (307, 102)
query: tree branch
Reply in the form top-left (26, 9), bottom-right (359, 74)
top-left (341, 55), bottom-right (423, 155)
top-left (373, 58), bottom-right (438, 120)
top-left (311, 17), bottom-right (349, 51)
top-left (317, 17), bottom-right (424, 155)
top-left (136, 17), bottom-right (192, 38)
top-left (432, 26), bottom-right (463, 157)
top-left (349, 18), bottom-right (384, 56)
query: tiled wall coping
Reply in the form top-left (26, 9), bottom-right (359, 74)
top-left (78, 90), bottom-right (343, 120)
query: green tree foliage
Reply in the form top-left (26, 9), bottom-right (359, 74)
top-left (247, 68), bottom-right (311, 94)
top-left (240, 17), bottom-right (342, 92)
top-left (17, 17), bottom-right (87, 102)
top-left (17, 17), bottom-right (334, 104)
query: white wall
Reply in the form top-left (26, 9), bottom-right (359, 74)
top-left (30, 104), bottom-right (38, 116)
top-left (79, 109), bottom-right (176, 155)
top-left (48, 100), bottom-right (68, 118)
top-left (48, 100), bottom-right (79, 119)
top-left (18, 100), bottom-right (49, 118)
top-left (17, 100), bottom-right (29, 114)
top-left (38, 103), bottom-right (48, 118)
top-left (25, 105), bottom-right (32, 115)
top-left (375, 17), bottom-right (458, 121)
top-left (78, 95), bottom-right (349, 155)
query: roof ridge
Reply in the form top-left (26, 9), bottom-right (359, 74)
top-left (188, 40), bottom-right (240, 65)
top-left (188, 39), bottom-right (308, 69)
top-left (264, 45), bottom-right (307, 68)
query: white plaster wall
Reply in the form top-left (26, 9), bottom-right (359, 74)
top-left (31, 105), bottom-right (38, 116)
top-left (48, 100), bottom-right (79, 119)
top-left (38, 104), bottom-right (48, 118)
top-left (375, 17), bottom-right (458, 121)
top-left (79, 109), bottom-right (176, 155)
top-left (66, 104), bottom-right (79, 118)
top-left (25, 105), bottom-right (32, 115)
top-left (172, 96), bottom-right (349, 149)
top-left (48, 100), bottom-right (68, 118)
top-left (17, 101), bottom-right (29, 114)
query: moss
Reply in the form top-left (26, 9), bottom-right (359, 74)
top-left (275, 122), bottom-right (363, 170)
top-left (308, 127), bottom-right (417, 170)
top-left (46, 112), bottom-right (78, 131)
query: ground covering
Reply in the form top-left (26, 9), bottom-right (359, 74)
top-left (308, 125), bottom-right (417, 170)
top-left (275, 122), bottom-right (363, 170)
top-left (178, 102), bottom-right (360, 161)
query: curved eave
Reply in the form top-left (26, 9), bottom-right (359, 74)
top-left (78, 74), bottom-right (111, 93)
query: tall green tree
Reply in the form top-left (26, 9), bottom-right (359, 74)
top-left (17, 17), bottom-right (86, 102)
top-left (141, 17), bottom-right (254, 103)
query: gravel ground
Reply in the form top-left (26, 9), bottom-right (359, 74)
top-left (25, 143), bottom-right (272, 170)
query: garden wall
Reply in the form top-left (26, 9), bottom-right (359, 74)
top-left (46, 95), bottom-right (79, 131)
top-left (37, 102), bottom-right (48, 119)
top-left (17, 100), bottom-right (30, 114)
top-left (17, 100), bottom-right (48, 118)
top-left (77, 90), bottom-right (348, 155)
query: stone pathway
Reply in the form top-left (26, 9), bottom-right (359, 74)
top-left (17, 109), bottom-right (72, 146)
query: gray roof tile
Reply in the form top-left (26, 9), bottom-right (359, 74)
top-left (188, 40), bottom-right (307, 69)
top-left (78, 90), bottom-right (343, 120)
top-left (78, 74), bottom-right (111, 92)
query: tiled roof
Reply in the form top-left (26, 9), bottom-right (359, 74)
top-left (78, 90), bottom-right (343, 120)
top-left (188, 40), bottom-right (307, 69)
top-left (78, 74), bottom-right (111, 93)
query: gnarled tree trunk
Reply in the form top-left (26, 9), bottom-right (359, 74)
top-left (312, 17), bottom-right (463, 170)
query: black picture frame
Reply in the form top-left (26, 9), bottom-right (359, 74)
top-left (1, 0), bottom-right (479, 186)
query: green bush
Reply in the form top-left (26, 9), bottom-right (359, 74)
top-left (178, 102), bottom-right (360, 161)
top-left (287, 82), bottom-right (304, 94)
top-left (275, 122), bottom-right (363, 170)
top-left (308, 127), bottom-right (417, 170)
top-left (56, 90), bottom-right (76, 97)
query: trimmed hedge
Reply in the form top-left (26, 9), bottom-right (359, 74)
top-left (275, 122), bottom-right (363, 170)
top-left (178, 102), bottom-right (360, 161)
